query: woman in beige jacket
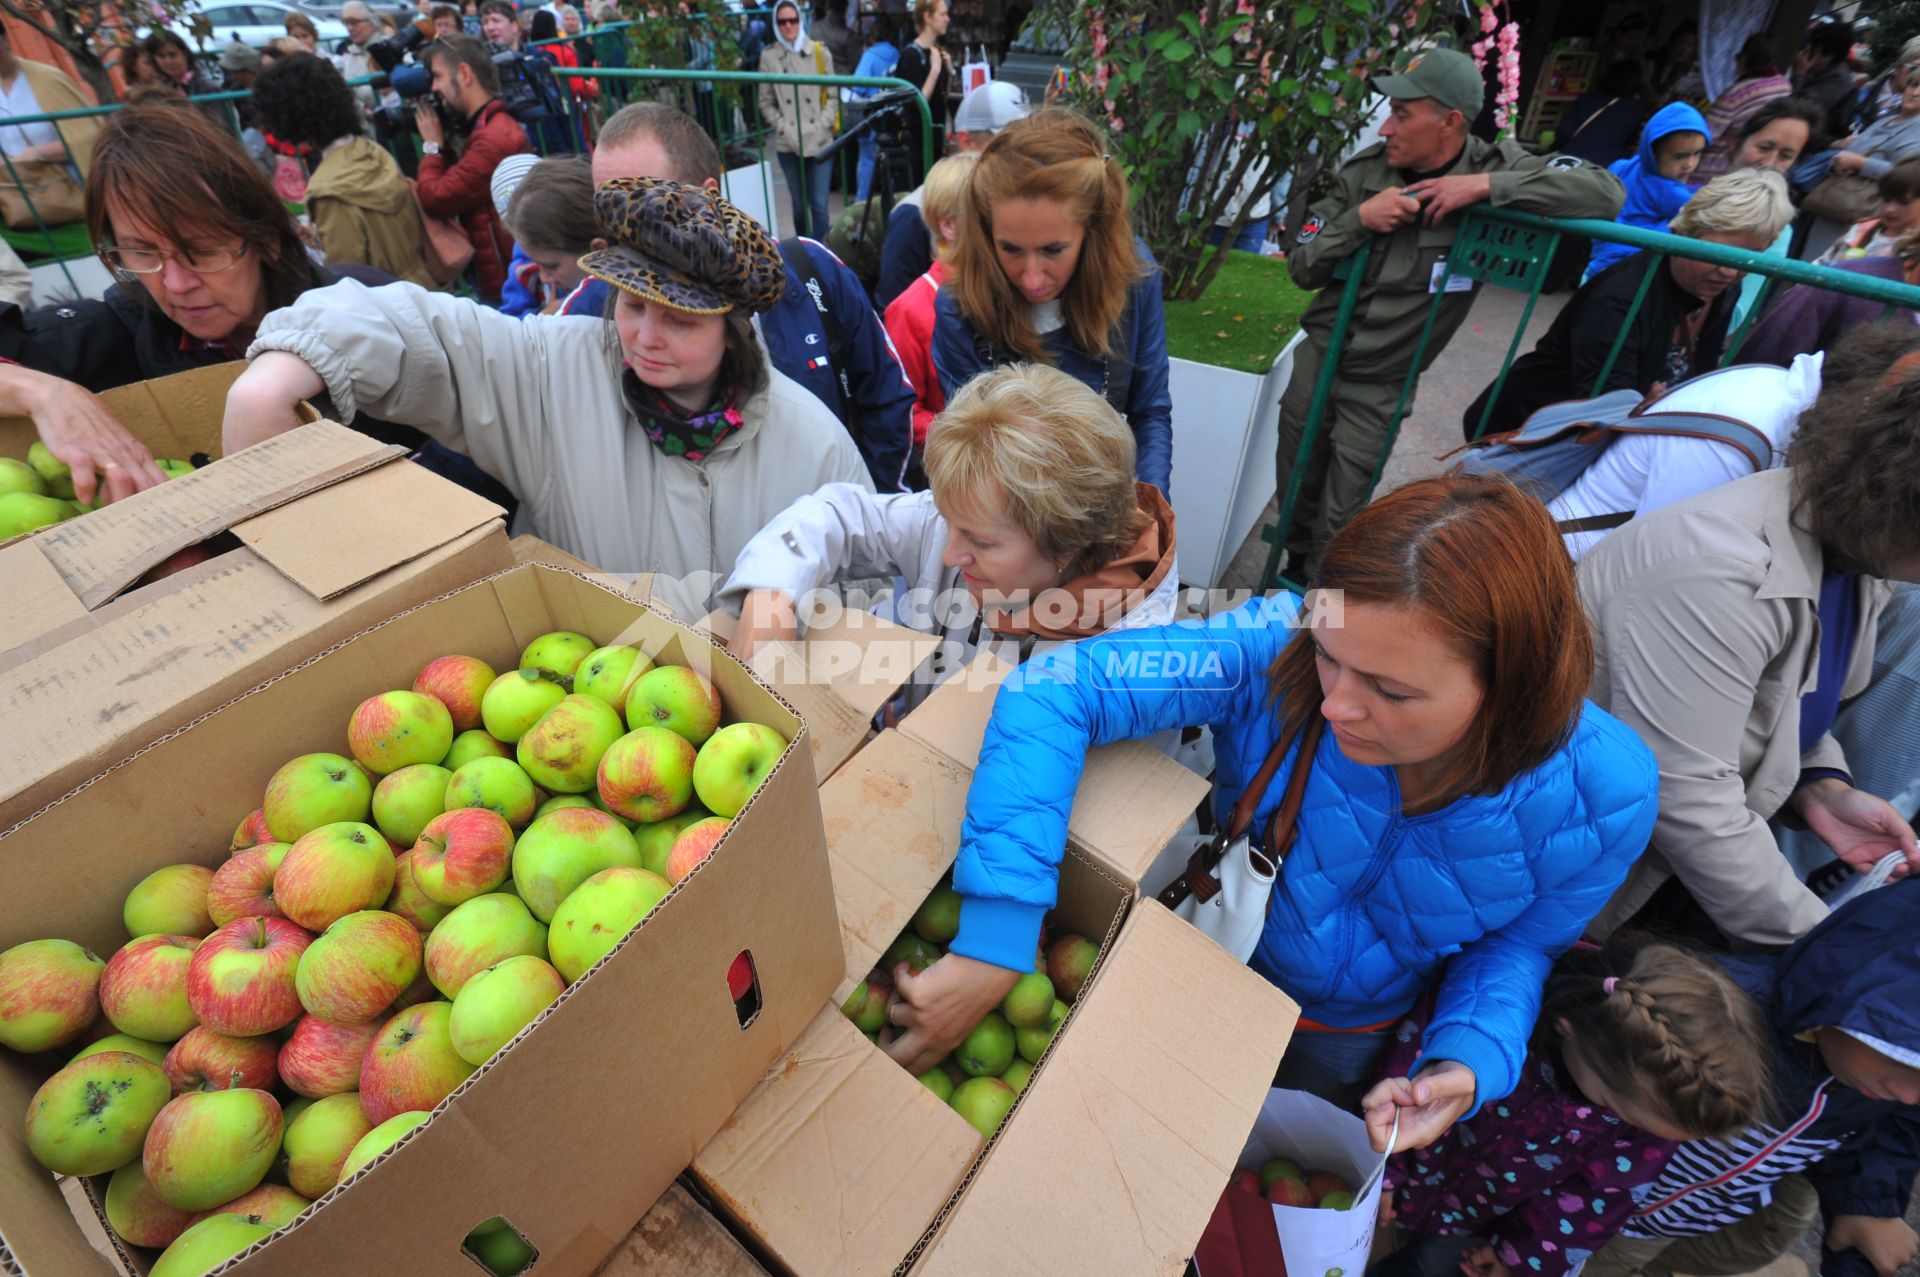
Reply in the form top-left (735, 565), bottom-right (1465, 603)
top-left (758, 0), bottom-right (838, 239)
top-left (224, 177), bottom-right (870, 609)
top-left (1579, 360), bottom-right (1920, 948)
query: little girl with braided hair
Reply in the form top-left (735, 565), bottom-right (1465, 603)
top-left (1362, 940), bottom-right (1775, 1277)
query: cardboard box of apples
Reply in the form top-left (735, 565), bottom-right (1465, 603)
top-left (0, 564), bottom-right (843, 1277)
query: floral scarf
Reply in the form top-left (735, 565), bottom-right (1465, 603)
top-left (621, 371), bottom-right (745, 462)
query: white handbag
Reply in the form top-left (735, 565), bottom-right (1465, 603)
top-left (1157, 718), bottom-right (1322, 962)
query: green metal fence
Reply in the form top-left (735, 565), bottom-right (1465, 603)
top-left (1258, 205), bottom-right (1920, 592)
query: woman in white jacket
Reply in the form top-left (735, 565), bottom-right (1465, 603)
top-left (720, 363), bottom-right (1179, 706)
top-left (224, 177), bottom-right (870, 607)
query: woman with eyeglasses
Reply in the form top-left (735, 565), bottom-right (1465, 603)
top-left (0, 104), bottom-right (427, 505)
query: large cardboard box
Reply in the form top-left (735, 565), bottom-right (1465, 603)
top-left (693, 659), bottom-right (1300, 1275)
top-left (0, 398), bottom-right (514, 825)
top-left (0, 564), bottom-right (845, 1277)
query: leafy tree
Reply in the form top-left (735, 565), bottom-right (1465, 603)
top-left (1870, 0), bottom-right (1920, 72)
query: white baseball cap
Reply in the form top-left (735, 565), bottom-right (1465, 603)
top-left (491, 153), bottom-right (542, 219)
top-left (953, 81), bottom-right (1029, 135)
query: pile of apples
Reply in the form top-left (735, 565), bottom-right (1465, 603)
top-left (0, 630), bottom-right (787, 1277)
top-left (1229, 1159), bottom-right (1358, 1211)
top-left (0, 444), bottom-right (201, 538)
top-left (838, 877), bottom-right (1098, 1142)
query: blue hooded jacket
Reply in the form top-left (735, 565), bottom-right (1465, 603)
top-left (949, 595), bottom-right (1658, 1109)
top-left (1586, 102), bottom-right (1712, 279)
top-left (1618, 880), bottom-right (1920, 1277)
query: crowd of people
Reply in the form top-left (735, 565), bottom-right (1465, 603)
top-left (0, 8), bottom-right (1916, 1277)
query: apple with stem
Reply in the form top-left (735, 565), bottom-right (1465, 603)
top-left (279, 1091), bottom-right (374, 1198)
top-left (691, 722), bottom-right (787, 818)
top-left (0, 937), bottom-right (106, 1052)
top-left (547, 866), bottom-right (671, 983)
top-left (296, 911), bottom-right (423, 1026)
top-left (123, 864), bottom-right (217, 939)
top-left (275, 822), bottom-right (396, 932)
top-left (623, 665), bottom-right (723, 745)
top-left (263, 753), bottom-right (373, 843)
top-left (100, 934), bottom-right (200, 1043)
top-left (412, 655), bottom-right (497, 731)
top-left (278, 1015), bottom-right (381, 1097)
top-left (510, 806), bottom-right (641, 923)
top-left (449, 954), bottom-right (565, 1065)
top-left (163, 1025), bottom-right (280, 1093)
top-left (410, 807), bottom-right (515, 906)
top-left (359, 1001), bottom-right (477, 1124)
top-left (25, 1050), bottom-right (172, 1175)
top-left (424, 894), bottom-right (548, 998)
top-left (205, 843), bottom-right (291, 927)
top-left (596, 725), bottom-right (697, 823)
top-left (186, 917), bottom-right (311, 1037)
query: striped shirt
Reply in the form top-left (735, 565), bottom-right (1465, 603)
top-left (1619, 1079), bottom-right (1846, 1238)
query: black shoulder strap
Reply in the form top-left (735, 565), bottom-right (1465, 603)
top-left (780, 237), bottom-right (855, 424)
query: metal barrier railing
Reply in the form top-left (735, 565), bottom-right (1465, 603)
top-left (1259, 204), bottom-right (1920, 592)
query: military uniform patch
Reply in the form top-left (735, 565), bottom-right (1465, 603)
top-left (1547, 154), bottom-right (1586, 170)
top-left (1298, 214), bottom-right (1325, 243)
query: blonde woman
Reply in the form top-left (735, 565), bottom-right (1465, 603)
top-left (885, 150), bottom-right (977, 448)
top-left (720, 362), bottom-right (1178, 704)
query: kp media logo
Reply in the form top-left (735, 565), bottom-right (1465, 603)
top-left (1090, 633), bottom-right (1242, 692)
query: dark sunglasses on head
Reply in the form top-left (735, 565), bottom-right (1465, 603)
top-left (776, 16), bottom-right (799, 24)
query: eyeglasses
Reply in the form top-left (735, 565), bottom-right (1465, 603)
top-left (776, 16), bottom-right (799, 25)
top-left (103, 242), bottom-right (249, 276)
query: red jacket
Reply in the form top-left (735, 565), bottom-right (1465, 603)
top-left (883, 259), bottom-right (947, 446)
top-left (415, 98), bottom-right (530, 302)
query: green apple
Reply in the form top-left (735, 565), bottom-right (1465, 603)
top-left (949, 1077), bottom-right (1017, 1139)
top-left (956, 1011), bottom-right (1015, 1078)
top-left (0, 455), bottom-right (47, 496)
top-left (574, 644), bottom-right (653, 711)
top-left (27, 440), bottom-right (75, 497)
top-left (155, 458), bottom-right (197, 480)
top-left (481, 669), bottom-right (568, 743)
top-left (424, 893), bottom-right (548, 997)
top-left (26, 1050), bottom-right (171, 1174)
top-left (533, 794), bottom-right (594, 820)
top-left (150, 1213), bottom-right (279, 1277)
top-left (839, 980), bottom-right (888, 1034)
top-left (917, 1068), bottom-right (954, 1102)
top-left (275, 822), bottom-right (396, 932)
top-left (912, 885), bottom-right (962, 946)
top-left (348, 690), bottom-right (456, 776)
top-left (385, 850), bottom-right (454, 933)
top-left (466, 1221), bottom-right (537, 1276)
top-left (597, 724), bottom-right (697, 823)
top-left (449, 954), bottom-right (565, 1065)
top-left (295, 910), bottom-right (423, 1027)
top-left (517, 694), bottom-right (626, 793)
top-left (262, 753), bottom-right (373, 843)
top-left (444, 756), bottom-right (539, 828)
top-left (371, 763), bottom-right (452, 846)
top-left (521, 630), bottom-right (596, 681)
top-left (106, 1159), bottom-right (196, 1249)
top-left (359, 1001), bottom-right (476, 1123)
top-left (443, 729), bottom-right (511, 772)
top-left (99, 934), bottom-right (200, 1042)
top-left (279, 1091), bottom-right (375, 1198)
top-left (623, 664), bottom-right (723, 744)
top-left (629, 807), bottom-right (709, 877)
top-left (0, 936), bottom-right (105, 1052)
top-left (411, 807), bottom-right (515, 906)
top-left (881, 933), bottom-right (942, 976)
top-left (338, 1109), bottom-right (431, 1182)
top-left (546, 866), bottom-right (671, 983)
top-left (0, 490), bottom-right (72, 537)
top-left (413, 654), bottom-right (497, 732)
top-left (691, 722), bottom-right (788, 818)
top-left (1259, 1156), bottom-right (1306, 1189)
top-left (1015, 998), bottom-right (1070, 1064)
top-left (1002, 1058), bottom-right (1035, 1093)
top-left (75, 1031), bottom-right (170, 1067)
top-left (143, 1088), bottom-right (283, 1210)
top-left (1000, 971), bottom-right (1055, 1029)
top-left (511, 806), bottom-right (642, 922)
top-left (125, 864), bottom-right (217, 939)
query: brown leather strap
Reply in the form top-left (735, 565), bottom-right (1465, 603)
top-left (1157, 716), bottom-right (1324, 910)
top-left (1259, 716), bottom-right (1325, 866)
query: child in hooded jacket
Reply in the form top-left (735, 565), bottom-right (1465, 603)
top-left (1585, 103), bottom-right (1712, 279)
top-left (1364, 941), bottom-right (1775, 1277)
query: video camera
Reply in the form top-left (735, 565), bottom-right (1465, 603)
top-left (372, 28), bottom-right (567, 141)
top-left (819, 86), bottom-right (920, 163)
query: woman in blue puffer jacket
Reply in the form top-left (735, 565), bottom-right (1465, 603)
top-left (883, 475), bottom-right (1660, 1150)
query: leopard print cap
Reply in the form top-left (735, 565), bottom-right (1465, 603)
top-left (576, 177), bottom-right (788, 315)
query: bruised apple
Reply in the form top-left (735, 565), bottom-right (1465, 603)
top-left (347, 690), bottom-right (456, 776)
top-left (517, 694), bottom-right (625, 794)
top-left (546, 867), bottom-right (670, 983)
top-left (444, 757), bottom-right (540, 829)
top-left (26, 1051), bottom-right (171, 1175)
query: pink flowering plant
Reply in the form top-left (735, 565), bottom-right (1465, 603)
top-left (1060, 0), bottom-right (1444, 299)
top-left (1468, 0), bottom-right (1521, 135)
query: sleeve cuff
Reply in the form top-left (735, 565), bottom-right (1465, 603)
top-left (948, 895), bottom-right (1046, 973)
top-left (1412, 1023), bottom-right (1511, 1120)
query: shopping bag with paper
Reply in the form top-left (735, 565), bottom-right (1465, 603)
top-left (1221, 1089), bottom-right (1392, 1277)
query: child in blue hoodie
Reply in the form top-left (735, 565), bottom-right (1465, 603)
top-left (1584, 102), bottom-right (1712, 280)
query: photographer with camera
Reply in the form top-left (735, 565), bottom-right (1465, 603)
top-left (414, 34), bottom-right (532, 303)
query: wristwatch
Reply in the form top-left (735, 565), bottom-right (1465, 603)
top-left (421, 142), bottom-right (442, 156)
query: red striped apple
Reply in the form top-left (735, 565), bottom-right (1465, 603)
top-left (186, 917), bottom-right (310, 1036)
top-left (143, 1088), bottom-right (283, 1211)
top-left (692, 722), bottom-right (786, 817)
top-left (445, 756), bottom-right (540, 828)
top-left (100, 934), bottom-right (200, 1042)
top-left (547, 866), bottom-right (671, 983)
top-left (296, 911), bottom-right (423, 1025)
top-left (510, 806), bottom-right (642, 922)
top-left (664, 816), bottom-right (731, 885)
top-left (25, 1050), bottom-right (171, 1175)
top-left (205, 843), bottom-right (290, 927)
top-left (105, 1160), bottom-right (196, 1248)
top-left (163, 1026), bottom-right (279, 1093)
top-left (596, 725), bottom-right (696, 823)
top-left (278, 1015), bottom-right (380, 1097)
top-left (386, 850), bottom-right (454, 933)
top-left (279, 1091), bottom-right (374, 1198)
top-left (371, 763), bottom-right (452, 847)
top-left (412, 654), bottom-right (496, 731)
top-left (424, 894), bottom-right (548, 997)
top-left (411, 808), bottom-right (514, 906)
top-left (348, 690), bottom-right (455, 776)
top-left (0, 937), bottom-right (105, 1052)
top-left (632, 808), bottom-right (711, 878)
top-left (124, 864), bottom-right (216, 939)
top-left (229, 808), bottom-right (272, 852)
top-left (359, 1002), bottom-right (477, 1124)
top-left (263, 753), bottom-right (373, 843)
top-left (518, 693), bottom-right (625, 793)
top-left (276, 822), bottom-right (396, 931)
top-left (623, 665), bottom-right (723, 745)
top-left (449, 955), bottom-right (564, 1065)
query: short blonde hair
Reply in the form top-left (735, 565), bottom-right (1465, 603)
top-left (1670, 168), bottom-right (1793, 242)
top-left (919, 151), bottom-right (978, 250)
top-left (1901, 35), bottom-right (1920, 68)
top-left (925, 363), bottom-right (1149, 576)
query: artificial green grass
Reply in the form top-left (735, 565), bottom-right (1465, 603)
top-left (1, 220), bottom-right (91, 261)
top-left (1162, 248), bottom-right (1312, 374)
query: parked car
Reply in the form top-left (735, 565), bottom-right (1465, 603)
top-left (167, 0), bottom-right (349, 50)
top-left (301, 1), bottom-right (411, 25)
